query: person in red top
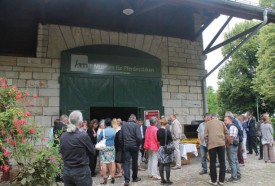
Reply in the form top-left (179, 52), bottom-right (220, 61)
top-left (144, 116), bottom-right (161, 180)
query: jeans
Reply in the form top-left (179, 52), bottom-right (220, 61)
top-left (147, 150), bottom-right (159, 176)
top-left (124, 145), bottom-right (139, 182)
top-left (173, 139), bottom-right (181, 167)
top-left (227, 145), bottom-right (241, 179)
top-left (63, 165), bottom-right (92, 186)
top-left (208, 146), bottom-right (226, 183)
top-left (200, 145), bottom-right (208, 172)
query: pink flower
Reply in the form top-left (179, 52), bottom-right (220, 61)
top-left (41, 137), bottom-right (46, 142)
top-left (18, 129), bottom-right (23, 134)
top-left (1, 83), bottom-right (8, 88)
top-left (25, 112), bottom-right (31, 117)
top-left (9, 140), bottom-right (15, 146)
top-left (24, 91), bottom-right (28, 97)
top-left (50, 156), bottom-right (55, 163)
top-left (3, 165), bottom-right (10, 172)
top-left (3, 150), bottom-right (10, 157)
top-left (13, 119), bottom-right (20, 127)
top-left (1, 130), bottom-right (4, 136)
top-left (20, 119), bottom-right (27, 126)
top-left (12, 86), bottom-right (17, 91)
top-left (29, 127), bottom-right (36, 134)
top-left (29, 103), bottom-right (34, 107)
top-left (3, 165), bottom-right (9, 172)
top-left (15, 92), bottom-right (22, 100)
top-left (21, 138), bottom-right (26, 143)
top-left (33, 94), bottom-right (38, 99)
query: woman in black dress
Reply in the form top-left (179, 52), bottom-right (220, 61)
top-left (157, 118), bottom-right (174, 185)
top-left (87, 119), bottom-right (99, 177)
top-left (114, 119), bottom-right (124, 177)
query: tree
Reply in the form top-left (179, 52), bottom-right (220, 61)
top-left (206, 86), bottom-right (218, 114)
top-left (251, 0), bottom-right (275, 114)
top-left (259, 0), bottom-right (275, 8)
top-left (217, 21), bottom-right (261, 117)
top-left (252, 24), bottom-right (275, 112)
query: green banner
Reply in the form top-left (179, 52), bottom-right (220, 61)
top-left (62, 53), bottom-right (161, 78)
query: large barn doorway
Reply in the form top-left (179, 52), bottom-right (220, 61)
top-left (90, 107), bottom-right (137, 121)
top-left (60, 45), bottom-right (164, 120)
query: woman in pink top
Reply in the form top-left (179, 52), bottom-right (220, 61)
top-left (144, 116), bottom-right (161, 180)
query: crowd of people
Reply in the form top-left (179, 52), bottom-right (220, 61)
top-left (197, 111), bottom-right (274, 186)
top-left (51, 111), bottom-right (186, 186)
top-left (49, 110), bottom-right (274, 186)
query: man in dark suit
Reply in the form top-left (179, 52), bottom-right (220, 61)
top-left (246, 112), bottom-right (259, 155)
top-left (137, 118), bottom-right (147, 170)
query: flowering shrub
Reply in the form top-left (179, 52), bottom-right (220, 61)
top-left (0, 77), bottom-right (62, 185)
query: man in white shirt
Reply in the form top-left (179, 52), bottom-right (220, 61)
top-left (169, 115), bottom-right (182, 169)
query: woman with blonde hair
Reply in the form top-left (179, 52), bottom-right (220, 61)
top-left (111, 118), bottom-right (118, 132)
top-left (97, 118), bottom-right (116, 184)
top-left (261, 115), bottom-right (275, 163)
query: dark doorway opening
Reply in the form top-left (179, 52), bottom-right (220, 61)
top-left (90, 107), bottom-right (137, 121)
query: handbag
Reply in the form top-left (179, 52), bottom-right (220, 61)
top-left (95, 129), bottom-right (106, 150)
top-left (163, 129), bottom-right (175, 155)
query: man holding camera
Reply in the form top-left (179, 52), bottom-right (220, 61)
top-left (224, 116), bottom-right (241, 183)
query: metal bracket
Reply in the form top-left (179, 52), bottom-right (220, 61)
top-left (203, 21), bottom-right (261, 55)
top-left (194, 14), bottom-right (219, 40)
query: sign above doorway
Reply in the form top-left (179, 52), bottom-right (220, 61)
top-left (69, 54), bottom-right (160, 77)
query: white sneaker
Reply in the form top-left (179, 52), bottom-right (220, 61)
top-left (152, 175), bottom-right (161, 180)
top-left (209, 180), bottom-right (218, 185)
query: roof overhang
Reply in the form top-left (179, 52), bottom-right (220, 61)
top-left (0, 0), bottom-right (274, 57)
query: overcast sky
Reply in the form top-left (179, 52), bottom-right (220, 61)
top-left (202, 0), bottom-right (260, 90)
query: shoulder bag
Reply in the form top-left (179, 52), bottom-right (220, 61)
top-left (95, 129), bottom-right (106, 150)
top-left (163, 129), bottom-right (175, 155)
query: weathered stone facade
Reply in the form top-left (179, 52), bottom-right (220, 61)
top-left (0, 15), bottom-right (207, 134)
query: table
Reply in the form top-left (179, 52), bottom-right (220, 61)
top-left (179, 143), bottom-right (198, 160)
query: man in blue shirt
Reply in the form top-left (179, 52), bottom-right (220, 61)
top-left (197, 113), bottom-right (211, 175)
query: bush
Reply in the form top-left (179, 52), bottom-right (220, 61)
top-left (0, 77), bottom-right (62, 185)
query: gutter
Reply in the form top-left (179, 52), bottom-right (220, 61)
top-left (217, 0), bottom-right (274, 13)
top-left (201, 9), bottom-right (269, 114)
top-left (181, 0), bottom-right (275, 23)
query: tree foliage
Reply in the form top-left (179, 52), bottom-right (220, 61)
top-left (206, 86), bottom-right (218, 114)
top-left (259, 0), bottom-right (275, 8)
top-left (250, 0), bottom-right (275, 113)
top-left (217, 21), bottom-right (260, 117)
top-left (252, 23), bottom-right (275, 111)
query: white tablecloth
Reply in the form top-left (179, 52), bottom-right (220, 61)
top-left (179, 143), bottom-right (198, 160)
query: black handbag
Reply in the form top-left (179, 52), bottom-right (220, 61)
top-left (163, 129), bottom-right (175, 155)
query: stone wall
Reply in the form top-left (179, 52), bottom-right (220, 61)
top-left (0, 15), bottom-right (207, 134)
